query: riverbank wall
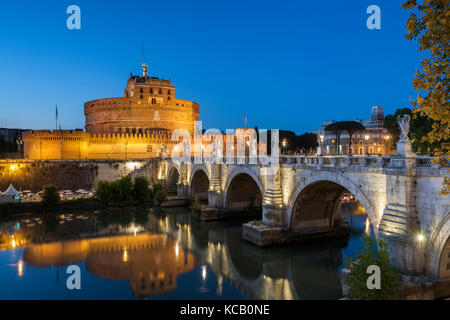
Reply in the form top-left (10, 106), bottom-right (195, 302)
top-left (0, 159), bottom-right (158, 192)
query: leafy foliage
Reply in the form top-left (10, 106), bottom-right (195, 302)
top-left (133, 176), bottom-right (150, 203)
top-left (402, 0), bottom-right (449, 193)
top-left (278, 130), bottom-right (319, 154)
top-left (153, 189), bottom-right (167, 205)
top-left (343, 235), bottom-right (401, 300)
top-left (95, 181), bottom-right (113, 206)
top-left (191, 196), bottom-right (204, 213)
top-left (384, 107), bottom-right (438, 154)
top-left (41, 184), bottom-right (60, 208)
top-left (95, 176), bottom-right (153, 206)
top-left (117, 176), bottom-right (133, 203)
top-left (325, 121), bottom-right (366, 154)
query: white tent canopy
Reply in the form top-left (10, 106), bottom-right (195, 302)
top-left (3, 184), bottom-right (19, 196)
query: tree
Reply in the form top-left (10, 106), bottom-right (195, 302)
top-left (41, 184), bottom-right (60, 208)
top-left (403, 0), bottom-right (449, 193)
top-left (133, 176), bottom-right (150, 203)
top-left (95, 181), bottom-right (113, 206)
top-left (341, 121), bottom-right (366, 154)
top-left (278, 131), bottom-right (319, 155)
top-left (325, 121), bottom-right (366, 155)
top-left (118, 176), bottom-right (133, 203)
top-left (384, 107), bottom-right (438, 154)
top-left (343, 235), bottom-right (401, 300)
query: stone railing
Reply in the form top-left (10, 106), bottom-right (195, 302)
top-left (279, 155), bottom-right (448, 170)
top-left (180, 155), bottom-right (448, 170)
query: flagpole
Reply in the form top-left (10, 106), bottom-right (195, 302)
top-left (55, 104), bottom-right (58, 130)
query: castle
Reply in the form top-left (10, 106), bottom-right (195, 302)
top-left (23, 64), bottom-right (199, 160)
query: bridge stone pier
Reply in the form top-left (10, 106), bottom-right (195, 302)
top-left (154, 153), bottom-right (449, 280)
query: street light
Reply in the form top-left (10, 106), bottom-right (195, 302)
top-left (384, 135), bottom-right (390, 154)
top-left (364, 135), bottom-right (370, 154)
top-left (282, 139), bottom-right (287, 154)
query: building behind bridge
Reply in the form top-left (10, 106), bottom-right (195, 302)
top-left (317, 105), bottom-right (395, 155)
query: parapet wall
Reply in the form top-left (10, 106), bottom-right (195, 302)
top-left (23, 130), bottom-right (174, 160)
top-left (0, 159), bottom-right (155, 192)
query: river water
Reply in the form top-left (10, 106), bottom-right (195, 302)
top-left (0, 204), bottom-right (372, 300)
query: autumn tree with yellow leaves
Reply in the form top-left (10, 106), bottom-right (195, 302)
top-left (402, 0), bottom-right (449, 194)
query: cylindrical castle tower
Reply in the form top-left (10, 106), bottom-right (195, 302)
top-left (84, 67), bottom-right (199, 136)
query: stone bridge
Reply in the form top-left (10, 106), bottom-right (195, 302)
top-left (135, 153), bottom-right (449, 280)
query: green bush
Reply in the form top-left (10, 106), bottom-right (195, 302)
top-left (95, 181), bottom-right (113, 206)
top-left (118, 176), bottom-right (133, 203)
top-left (153, 189), bottom-right (167, 205)
top-left (149, 183), bottom-right (164, 203)
top-left (152, 183), bottom-right (164, 193)
top-left (41, 184), bottom-right (60, 208)
top-left (133, 176), bottom-right (150, 203)
top-left (343, 235), bottom-right (401, 300)
top-left (110, 181), bottom-right (123, 204)
top-left (191, 196), bottom-right (204, 213)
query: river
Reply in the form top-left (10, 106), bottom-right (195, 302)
top-left (0, 204), bottom-right (373, 299)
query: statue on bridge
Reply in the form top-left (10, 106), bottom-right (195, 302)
top-left (396, 114), bottom-right (413, 156)
top-left (397, 114), bottom-right (411, 142)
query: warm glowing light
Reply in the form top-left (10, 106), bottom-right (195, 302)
top-left (320, 135), bottom-right (324, 141)
top-left (10, 164), bottom-right (17, 171)
top-left (364, 217), bottom-right (370, 235)
top-left (417, 234), bottom-right (425, 242)
top-left (201, 265), bottom-right (207, 281)
top-left (11, 239), bottom-right (16, 248)
top-left (18, 260), bottom-right (23, 277)
top-left (175, 242), bottom-right (180, 258)
top-left (365, 135), bottom-right (369, 140)
top-left (133, 228), bottom-right (137, 236)
top-left (126, 162), bottom-right (139, 170)
top-left (122, 248), bottom-right (128, 262)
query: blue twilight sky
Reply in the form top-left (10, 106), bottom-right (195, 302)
top-left (0, 0), bottom-right (422, 134)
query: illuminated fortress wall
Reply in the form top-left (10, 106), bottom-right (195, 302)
top-left (23, 130), bottom-right (174, 160)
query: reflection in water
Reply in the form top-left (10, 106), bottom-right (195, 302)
top-left (0, 202), bottom-right (370, 300)
top-left (23, 233), bottom-right (197, 298)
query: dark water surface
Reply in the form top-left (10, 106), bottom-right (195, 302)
top-left (0, 205), bottom-right (372, 299)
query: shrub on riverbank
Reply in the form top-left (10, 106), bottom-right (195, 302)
top-left (94, 177), bottom-right (162, 207)
top-left (41, 184), bottom-right (60, 208)
top-left (133, 176), bottom-right (150, 203)
top-left (343, 235), bottom-right (401, 300)
top-left (153, 189), bottom-right (167, 206)
top-left (95, 181), bottom-right (113, 206)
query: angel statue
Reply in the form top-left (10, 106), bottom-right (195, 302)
top-left (397, 114), bottom-right (410, 141)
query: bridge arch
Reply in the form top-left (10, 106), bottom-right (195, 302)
top-left (426, 212), bottom-right (450, 279)
top-left (189, 165), bottom-right (210, 201)
top-left (223, 167), bottom-right (264, 209)
top-left (286, 172), bottom-right (376, 232)
top-left (166, 165), bottom-right (180, 194)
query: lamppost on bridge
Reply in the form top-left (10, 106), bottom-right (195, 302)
top-left (364, 135), bottom-right (370, 155)
top-left (384, 135), bottom-right (390, 154)
top-left (282, 139), bottom-right (287, 155)
top-left (319, 134), bottom-right (324, 156)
